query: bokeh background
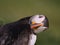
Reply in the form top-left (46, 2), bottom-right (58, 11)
top-left (0, 0), bottom-right (60, 45)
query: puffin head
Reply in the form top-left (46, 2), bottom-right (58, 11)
top-left (29, 14), bottom-right (49, 33)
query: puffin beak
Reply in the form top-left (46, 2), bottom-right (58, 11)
top-left (31, 22), bottom-right (43, 29)
top-left (43, 17), bottom-right (49, 28)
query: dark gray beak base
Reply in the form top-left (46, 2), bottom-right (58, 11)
top-left (44, 16), bottom-right (49, 28)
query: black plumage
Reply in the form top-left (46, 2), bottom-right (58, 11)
top-left (0, 16), bottom-right (33, 45)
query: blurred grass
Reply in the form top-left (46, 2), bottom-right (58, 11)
top-left (0, 0), bottom-right (60, 45)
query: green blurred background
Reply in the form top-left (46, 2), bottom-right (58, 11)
top-left (0, 0), bottom-right (60, 45)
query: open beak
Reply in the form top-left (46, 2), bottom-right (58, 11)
top-left (31, 22), bottom-right (43, 29)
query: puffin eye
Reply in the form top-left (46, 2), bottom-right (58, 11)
top-left (39, 16), bottom-right (43, 18)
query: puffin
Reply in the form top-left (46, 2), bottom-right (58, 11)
top-left (0, 14), bottom-right (49, 45)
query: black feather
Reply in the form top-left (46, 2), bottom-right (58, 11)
top-left (0, 16), bottom-right (33, 45)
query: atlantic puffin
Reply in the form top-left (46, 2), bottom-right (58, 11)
top-left (0, 14), bottom-right (49, 45)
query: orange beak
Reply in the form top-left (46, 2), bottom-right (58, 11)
top-left (31, 22), bottom-right (43, 29)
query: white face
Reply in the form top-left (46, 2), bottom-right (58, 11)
top-left (30, 15), bottom-right (48, 33)
top-left (30, 15), bottom-right (45, 23)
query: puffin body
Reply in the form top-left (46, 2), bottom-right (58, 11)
top-left (0, 15), bottom-right (49, 45)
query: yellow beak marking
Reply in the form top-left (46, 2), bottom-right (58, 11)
top-left (32, 22), bottom-right (36, 24)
